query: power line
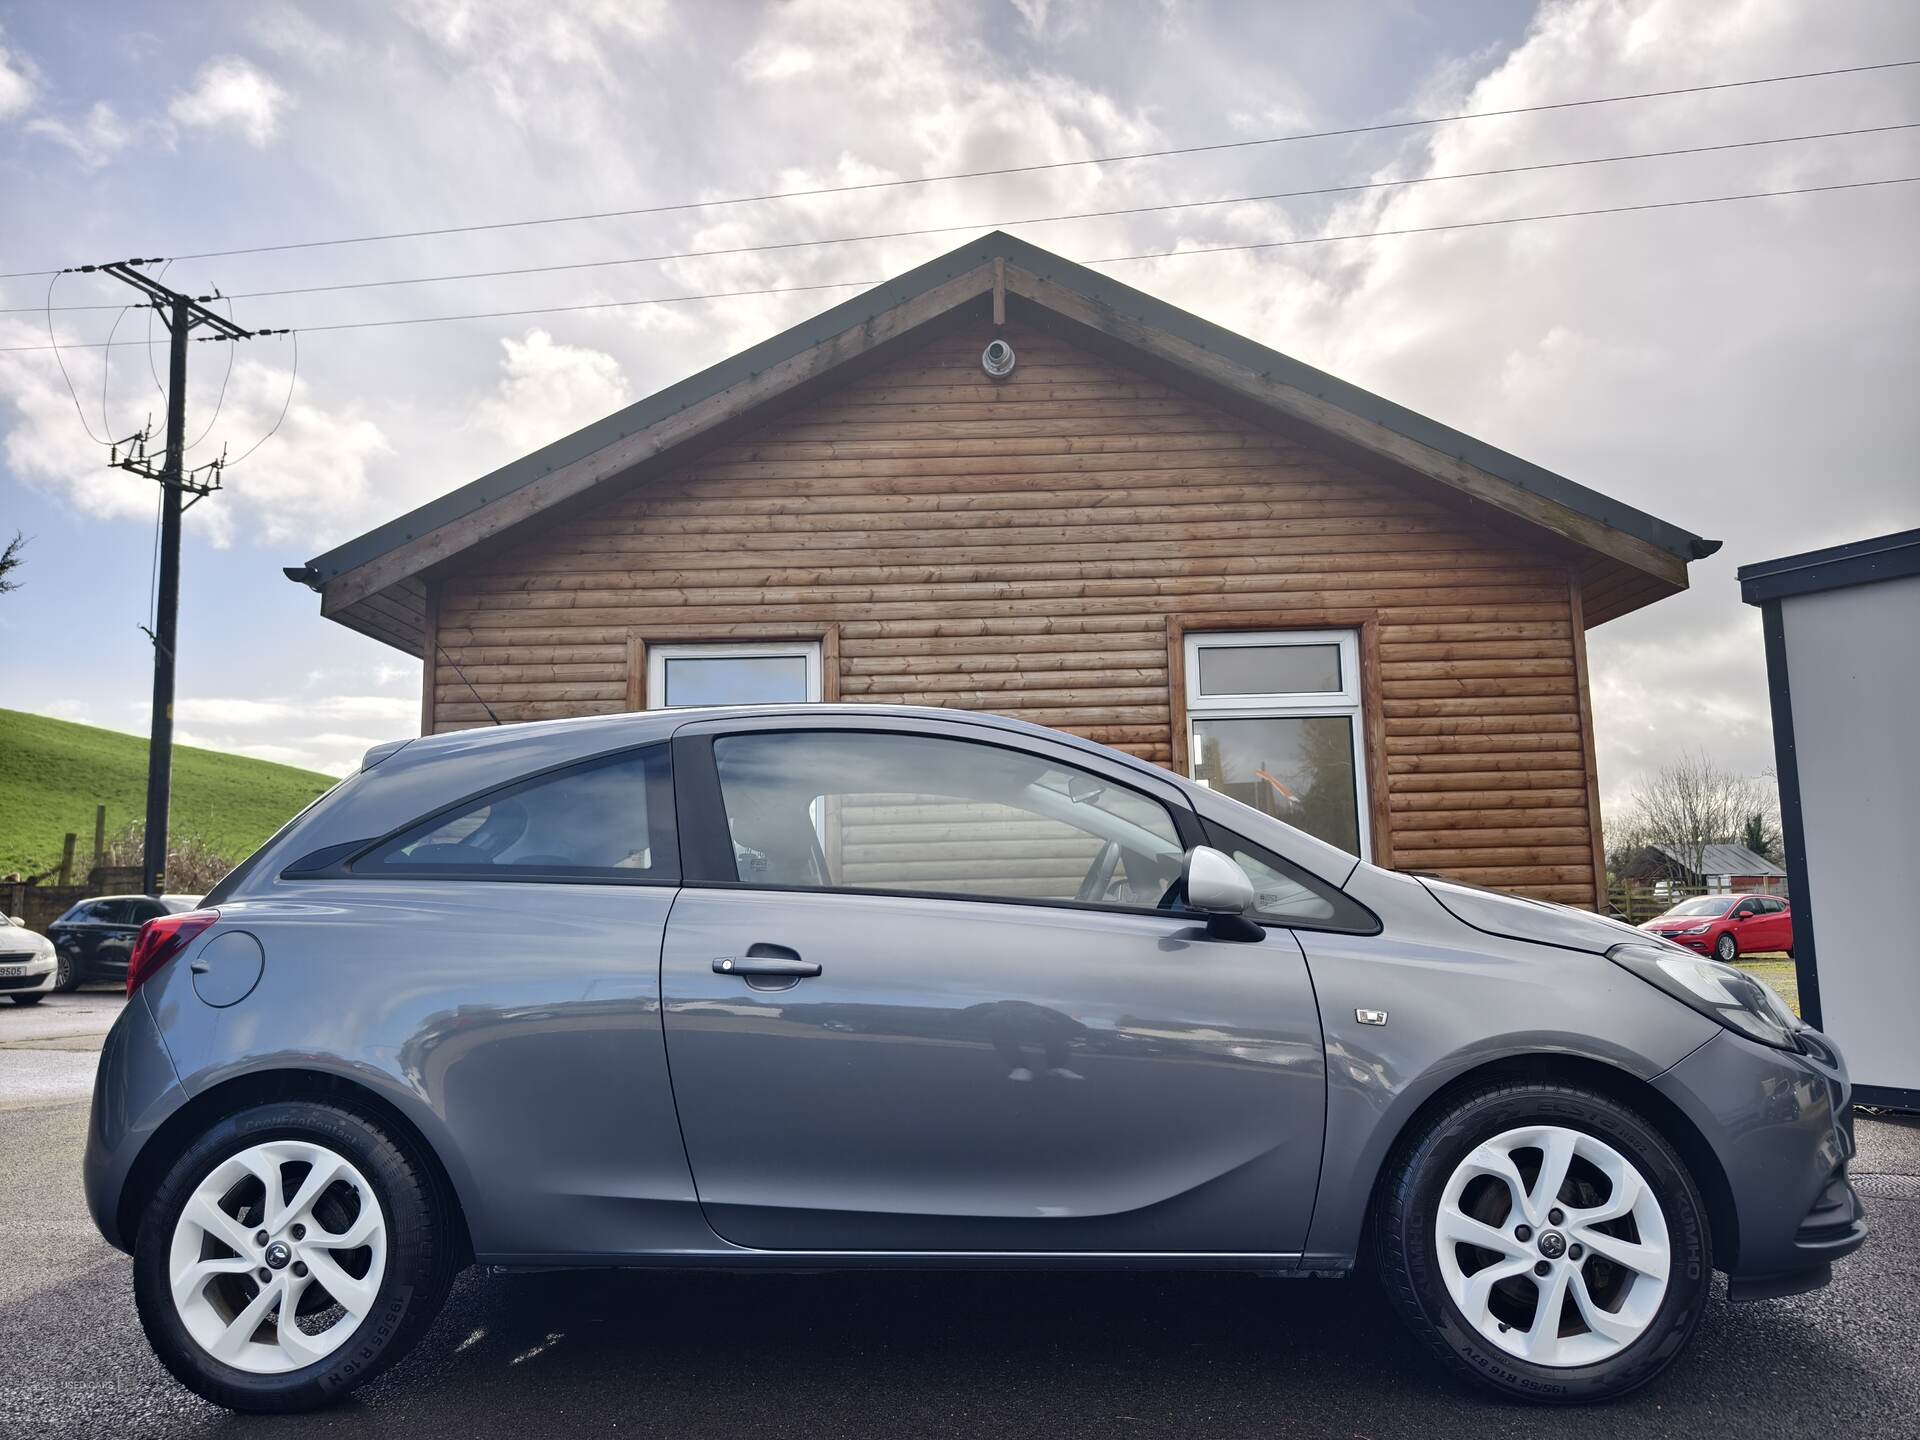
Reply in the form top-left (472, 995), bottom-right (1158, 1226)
top-left (220, 330), bottom-right (298, 471)
top-left (44, 272), bottom-right (113, 444)
top-left (4, 174), bottom-right (1912, 355)
top-left (11, 121), bottom-right (1913, 316)
top-left (0, 57), bottom-right (1913, 282)
top-left (1087, 173), bottom-right (1920, 263)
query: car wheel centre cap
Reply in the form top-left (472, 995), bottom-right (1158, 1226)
top-left (1537, 1230), bottom-right (1566, 1259)
top-left (263, 1240), bottom-right (292, 1269)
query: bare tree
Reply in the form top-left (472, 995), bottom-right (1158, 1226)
top-left (1615, 751), bottom-right (1770, 883)
top-left (0, 532), bottom-right (25, 595)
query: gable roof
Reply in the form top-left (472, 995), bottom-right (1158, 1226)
top-left (1650, 843), bottom-right (1787, 879)
top-left (290, 230), bottom-right (1719, 655)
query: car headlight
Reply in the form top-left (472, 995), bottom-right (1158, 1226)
top-left (1608, 942), bottom-right (1802, 1050)
top-left (1677, 924), bottom-right (1711, 935)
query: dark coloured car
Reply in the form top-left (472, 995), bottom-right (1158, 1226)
top-left (45, 894), bottom-right (201, 990)
top-left (1640, 893), bottom-right (1793, 961)
top-left (83, 707), bottom-right (1864, 1412)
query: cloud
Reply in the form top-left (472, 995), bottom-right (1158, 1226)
top-left (474, 329), bottom-right (631, 454)
top-left (168, 55), bottom-right (289, 147)
top-left (25, 101), bottom-right (133, 168)
top-left (169, 693), bottom-right (421, 774)
top-left (0, 26), bottom-right (37, 118)
top-left (0, 320), bottom-right (392, 550)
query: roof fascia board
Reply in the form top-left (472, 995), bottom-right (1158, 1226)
top-left (1001, 260), bottom-right (1688, 590)
top-left (1738, 527), bottom-right (1920, 605)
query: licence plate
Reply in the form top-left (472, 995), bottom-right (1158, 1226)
top-left (0, 962), bottom-right (36, 978)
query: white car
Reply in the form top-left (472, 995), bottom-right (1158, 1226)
top-left (0, 914), bottom-right (59, 1005)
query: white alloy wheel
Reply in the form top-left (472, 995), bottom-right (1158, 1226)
top-left (1434, 1124), bottom-right (1670, 1368)
top-left (168, 1139), bottom-right (388, 1375)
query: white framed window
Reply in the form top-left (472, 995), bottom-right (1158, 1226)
top-left (1183, 628), bottom-right (1371, 859)
top-left (646, 640), bottom-right (822, 709)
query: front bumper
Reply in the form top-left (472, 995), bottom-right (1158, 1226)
top-left (1641, 928), bottom-right (1712, 953)
top-left (0, 952), bottom-right (57, 995)
top-left (1654, 1025), bottom-right (1866, 1297)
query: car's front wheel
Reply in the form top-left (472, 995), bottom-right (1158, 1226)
top-left (1714, 933), bottom-right (1738, 963)
top-left (133, 1100), bottom-right (458, 1412)
top-left (10, 992), bottom-right (45, 1005)
top-left (1376, 1079), bottom-right (1710, 1403)
top-left (51, 951), bottom-right (77, 992)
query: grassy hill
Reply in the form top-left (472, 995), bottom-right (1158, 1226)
top-left (0, 709), bottom-right (335, 878)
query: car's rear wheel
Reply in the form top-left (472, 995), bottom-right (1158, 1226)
top-left (133, 1100), bottom-right (458, 1412)
top-left (1376, 1080), bottom-right (1710, 1403)
top-left (1714, 934), bottom-right (1738, 963)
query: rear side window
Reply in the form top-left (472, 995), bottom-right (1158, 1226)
top-left (357, 745), bottom-right (677, 882)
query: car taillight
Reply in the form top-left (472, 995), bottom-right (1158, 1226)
top-left (127, 909), bottom-right (219, 996)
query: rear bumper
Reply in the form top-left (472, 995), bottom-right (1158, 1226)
top-left (83, 991), bottom-right (188, 1252)
top-left (1653, 1025), bottom-right (1866, 1296)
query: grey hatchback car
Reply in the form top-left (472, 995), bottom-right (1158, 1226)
top-left (86, 706), bottom-right (1864, 1412)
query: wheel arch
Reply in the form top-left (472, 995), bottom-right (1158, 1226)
top-left (1358, 1051), bottom-right (1739, 1272)
top-left (116, 1068), bottom-right (475, 1266)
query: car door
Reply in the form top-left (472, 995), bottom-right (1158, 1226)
top-left (1758, 897), bottom-right (1791, 951)
top-left (1729, 898), bottom-right (1764, 954)
top-left (659, 715), bottom-right (1328, 1256)
top-left (97, 898), bottom-right (165, 980)
top-left (61, 900), bottom-right (122, 977)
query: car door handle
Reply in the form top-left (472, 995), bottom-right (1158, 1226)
top-left (713, 949), bottom-right (820, 978)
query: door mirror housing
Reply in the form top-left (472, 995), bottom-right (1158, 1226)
top-left (1182, 846), bottom-right (1263, 942)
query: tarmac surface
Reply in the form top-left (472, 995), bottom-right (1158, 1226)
top-left (3, 992), bottom-right (1916, 1438)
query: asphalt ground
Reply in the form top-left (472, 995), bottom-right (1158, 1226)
top-left (2, 992), bottom-right (1916, 1439)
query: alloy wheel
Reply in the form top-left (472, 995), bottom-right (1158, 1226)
top-left (1715, 934), bottom-right (1737, 962)
top-left (167, 1139), bottom-right (387, 1375)
top-left (1434, 1124), bottom-right (1670, 1368)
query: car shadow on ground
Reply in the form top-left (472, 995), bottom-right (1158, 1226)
top-left (175, 1253), bottom-right (1901, 1440)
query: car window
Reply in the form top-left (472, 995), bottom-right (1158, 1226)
top-left (1199, 822), bottom-right (1376, 933)
top-left (711, 729), bottom-right (1185, 909)
top-left (358, 745), bottom-right (677, 881)
top-left (1668, 897), bottom-right (1735, 917)
top-left (90, 900), bottom-right (132, 924)
top-left (126, 900), bottom-right (167, 923)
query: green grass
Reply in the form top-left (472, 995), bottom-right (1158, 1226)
top-left (1735, 956), bottom-right (1799, 1017)
top-left (0, 708), bottom-right (334, 878)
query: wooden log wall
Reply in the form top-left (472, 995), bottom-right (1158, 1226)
top-left (430, 320), bottom-right (1606, 907)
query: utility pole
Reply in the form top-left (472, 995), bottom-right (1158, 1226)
top-left (79, 259), bottom-right (286, 895)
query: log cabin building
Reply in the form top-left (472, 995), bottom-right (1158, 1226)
top-left (289, 233), bottom-right (1718, 909)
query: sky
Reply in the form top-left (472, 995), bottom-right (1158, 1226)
top-left (0, 0), bottom-right (1915, 810)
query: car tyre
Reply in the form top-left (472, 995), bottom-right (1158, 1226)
top-left (133, 1099), bottom-right (459, 1413)
top-left (10, 992), bottom-right (46, 1005)
top-left (51, 952), bottom-right (78, 992)
top-left (1713, 934), bottom-right (1738, 963)
top-left (1375, 1079), bottom-right (1711, 1404)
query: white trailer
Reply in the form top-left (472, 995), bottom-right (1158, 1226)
top-left (1740, 528), bottom-right (1920, 1110)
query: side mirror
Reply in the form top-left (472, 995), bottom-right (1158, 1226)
top-left (1182, 846), bottom-right (1263, 942)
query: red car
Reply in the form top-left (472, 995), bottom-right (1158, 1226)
top-left (1640, 893), bottom-right (1793, 961)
